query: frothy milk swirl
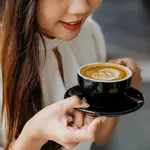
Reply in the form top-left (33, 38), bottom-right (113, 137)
top-left (92, 68), bottom-right (120, 80)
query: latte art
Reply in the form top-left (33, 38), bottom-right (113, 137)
top-left (92, 68), bottom-right (120, 80)
top-left (80, 63), bottom-right (129, 81)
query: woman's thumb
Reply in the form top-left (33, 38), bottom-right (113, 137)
top-left (63, 96), bottom-right (90, 111)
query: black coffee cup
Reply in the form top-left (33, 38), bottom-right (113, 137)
top-left (64, 62), bottom-right (144, 117)
top-left (66, 62), bottom-right (133, 107)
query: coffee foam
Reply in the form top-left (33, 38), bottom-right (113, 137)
top-left (92, 68), bottom-right (120, 80)
top-left (80, 63), bottom-right (129, 81)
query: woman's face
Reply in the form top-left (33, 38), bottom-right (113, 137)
top-left (37, 0), bottom-right (102, 40)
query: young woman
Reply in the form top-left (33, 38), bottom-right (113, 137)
top-left (0, 0), bottom-right (142, 150)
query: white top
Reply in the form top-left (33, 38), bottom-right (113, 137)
top-left (0, 17), bottom-right (106, 149)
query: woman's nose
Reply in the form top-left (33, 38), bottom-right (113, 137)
top-left (68, 0), bottom-right (90, 15)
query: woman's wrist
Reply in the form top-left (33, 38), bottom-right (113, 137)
top-left (23, 122), bottom-right (48, 148)
top-left (16, 132), bottom-right (44, 150)
top-left (12, 123), bottom-right (47, 150)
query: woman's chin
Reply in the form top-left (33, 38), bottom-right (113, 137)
top-left (56, 30), bottom-right (81, 41)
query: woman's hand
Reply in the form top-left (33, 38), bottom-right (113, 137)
top-left (83, 57), bottom-right (142, 145)
top-left (108, 58), bottom-right (142, 88)
top-left (23, 96), bottom-right (107, 150)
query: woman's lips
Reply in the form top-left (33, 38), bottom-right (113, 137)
top-left (60, 20), bottom-right (83, 31)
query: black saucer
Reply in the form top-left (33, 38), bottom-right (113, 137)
top-left (64, 85), bottom-right (144, 117)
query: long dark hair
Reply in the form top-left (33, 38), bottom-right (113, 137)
top-left (0, 0), bottom-right (4, 23)
top-left (0, 0), bottom-right (61, 149)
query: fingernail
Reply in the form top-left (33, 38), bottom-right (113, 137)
top-left (117, 59), bottom-right (123, 64)
top-left (75, 101), bottom-right (90, 108)
top-left (102, 117), bottom-right (107, 123)
top-left (82, 101), bottom-right (90, 107)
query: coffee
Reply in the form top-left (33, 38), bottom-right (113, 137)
top-left (80, 63), bottom-right (129, 81)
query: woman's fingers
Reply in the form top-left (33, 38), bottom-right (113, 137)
top-left (111, 58), bottom-right (139, 74)
top-left (62, 96), bottom-right (90, 112)
top-left (119, 58), bottom-right (142, 88)
top-left (68, 121), bottom-right (79, 130)
top-left (118, 58), bottom-right (137, 73)
top-left (85, 115), bottom-right (95, 125)
top-left (63, 117), bottom-right (104, 143)
top-left (108, 58), bottom-right (142, 88)
top-left (131, 73), bottom-right (142, 88)
top-left (85, 115), bottom-right (107, 125)
top-left (87, 117), bottom-right (102, 135)
top-left (68, 109), bottom-right (85, 128)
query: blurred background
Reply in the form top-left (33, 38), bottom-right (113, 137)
top-left (91, 0), bottom-right (150, 150)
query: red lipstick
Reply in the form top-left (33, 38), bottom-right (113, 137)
top-left (60, 20), bottom-right (82, 31)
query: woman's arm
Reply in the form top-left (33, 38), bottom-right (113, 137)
top-left (6, 97), bottom-right (106, 150)
top-left (10, 127), bottom-right (45, 150)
